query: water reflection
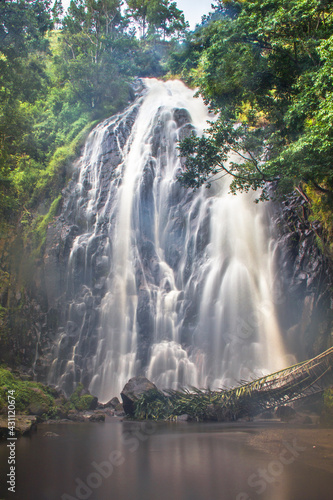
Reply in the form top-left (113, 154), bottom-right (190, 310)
top-left (0, 421), bottom-right (332, 500)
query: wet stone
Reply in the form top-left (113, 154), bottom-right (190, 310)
top-left (173, 108), bottom-right (191, 127)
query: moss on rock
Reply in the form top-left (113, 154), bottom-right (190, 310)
top-left (0, 368), bottom-right (99, 421)
top-left (69, 383), bottom-right (98, 411)
top-left (0, 367), bottom-right (55, 416)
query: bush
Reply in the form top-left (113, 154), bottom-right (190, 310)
top-left (69, 383), bottom-right (97, 411)
top-left (0, 367), bottom-right (55, 416)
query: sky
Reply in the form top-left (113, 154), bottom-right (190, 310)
top-left (60, 0), bottom-right (215, 30)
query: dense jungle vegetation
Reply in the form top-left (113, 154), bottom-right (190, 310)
top-left (0, 0), bottom-right (333, 370)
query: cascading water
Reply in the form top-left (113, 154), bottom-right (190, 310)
top-left (48, 79), bottom-right (288, 401)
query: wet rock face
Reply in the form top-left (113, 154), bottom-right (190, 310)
top-left (137, 288), bottom-right (154, 366)
top-left (271, 194), bottom-right (333, 359)
top-left (37, 86), bottom-right (200, 396)
top-left (173, 108), bottom-right (191, 127)
top-left (37, 104), bottom-right (142, 391)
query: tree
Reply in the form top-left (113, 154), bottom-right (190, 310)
top-left (126, 0), bottom-right (187, 39)
top-left (0, 0), bottom-right (52, 55)
top-left (0, 0), bottom-right (52, 217)
top-left (177, 0), bottom-right (333, 202)
top-left (147, 0), bottom-right (187, 39)
top-left (52, 0), bottom-right (64, 29)
top-left (126, 0), bottom-right (150, 37)
top-left (58, 0), bottom-right (136, 112)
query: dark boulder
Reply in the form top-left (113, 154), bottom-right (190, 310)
top-left (110, 396), bottom-right (121, 408)
top-left (100, 396), bottom-right (121, 409)
top-left (67, 410), bottom-right (85, 422)
top-left (114, 403), bottom-right (125, 417)
top-left (173, 108), bottom-right (191, 127)
top-left (0, 416), bottom-right (37, 438)
top-left (121, 376), bottom-right (159, 416)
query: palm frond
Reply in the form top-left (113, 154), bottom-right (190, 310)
top-left (133, 347), bottom-right (333, 421)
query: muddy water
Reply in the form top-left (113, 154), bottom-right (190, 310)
top-left (0, 421), bottom-right (332, 500)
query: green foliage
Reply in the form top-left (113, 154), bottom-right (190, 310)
top-left (322, 386), bottom-right (333, 425)
top-left (0, 1), bottom-right (52, 218)
top-left (0, 367), bottom-right (54, 416)
top-left (133, 387), bottom-right (246, 421)
top-left (0, 1), bottom-right (52, 58)
top-left (30, 195), bottom-right (62, 252)
top-left (324, 386), bottom-right (333, 410)
top-left (134, 389), bottom-right (172, 420)
top-left (305, 185), bottom-right (333, 254)
top-left (178, 123), bottom-right (275, 201)
top-left (125, 0), bottom-right (187, 39)
top-left (176, 0), bottom-right (333, 207)
top-left (69, 383), bottom-right (96, 411)
top-left (0, 368), bottom-right (98, 418)
top-left (30, 119), bottom-right (97, 206)
top-left (59, 1), bottom-right (173, 113)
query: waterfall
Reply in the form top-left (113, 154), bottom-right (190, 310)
top-left (48, 79), bottom-right (287, 401)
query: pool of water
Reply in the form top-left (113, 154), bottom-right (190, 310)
top-left (0, 420), bottom-right (332, 500)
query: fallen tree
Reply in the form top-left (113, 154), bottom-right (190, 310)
top-left (132, 346), bottom-right (333, 421)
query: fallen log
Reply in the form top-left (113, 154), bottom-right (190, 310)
top-left (132, 346), bottom-right (333, 421)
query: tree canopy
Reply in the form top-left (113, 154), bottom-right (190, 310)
top-left (174, 0), bottom-right (333, 207)
top-left (125, 0), bottom-right (188, 39)
top-left (0, 0), bottom-right (53, 217)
